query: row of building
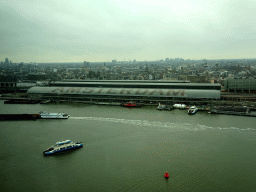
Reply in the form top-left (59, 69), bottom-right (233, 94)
top-left (1, 58), bottom-right (256, 104)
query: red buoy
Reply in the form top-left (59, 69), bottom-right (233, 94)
top-left (164, 171), bottom-right (169, 178)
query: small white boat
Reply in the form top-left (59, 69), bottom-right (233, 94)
top-left (39, 111), bottom-right (70, 119)
top-left (43, 140), bottom-right (83, 155)
top-left (157, 103), bottom-right (167, 110)
top-left (188, 106), bottom-right (198, 115)
top-left (173, 103), bottom-right (187, 109)
top-left (157, 103), bottom-right (173, 111)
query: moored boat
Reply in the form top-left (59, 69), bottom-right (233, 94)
top-left (43, 140), bottom-right (83, 155)
top-left (157, 103), bottom-right (167, 110)
top-left (4, 99), bottom-right (40, 104)
top-left (187, 106), bottom-right (198, 114)
top-left (157, 103), bottom-right (173, 111)
top-left (40, 100), bottom-right (52, 104)
top-left (173, 103), bottom-right (187, 109)
top-left (39, 111), bottom-right (70, 119)
top-left (0, 113), bottom-right (40, 120)
top-left (122, 101), bottom-right (142, 107)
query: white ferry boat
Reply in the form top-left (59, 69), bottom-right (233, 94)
top-left (43, 140), bottom-right (83, 155)
top-left (187, 106), bottom-right (199, 115)
top-left (39, 111), bottom-right (70, 119)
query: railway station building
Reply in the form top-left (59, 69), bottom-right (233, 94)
top-left (27, 81), bottom-right (221, 104)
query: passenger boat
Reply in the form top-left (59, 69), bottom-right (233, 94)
top-left (43, 140), bottom-right (83, 155)
top-left (187, 106), bottom-right (198, 115)
top-left (39, 111), bottom-right (70, 119)
top-left (122, 101), bottom-right (142, 107)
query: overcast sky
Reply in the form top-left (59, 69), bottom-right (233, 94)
top-left (1, 0), bottom-right (256, 63)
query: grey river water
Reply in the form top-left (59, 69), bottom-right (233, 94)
top-left (1, 100), bottom-right (256, 191)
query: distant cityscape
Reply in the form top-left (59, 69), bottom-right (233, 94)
top-left (1, 57), bottom-right (256, 93)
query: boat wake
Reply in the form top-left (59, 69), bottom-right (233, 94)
top-left (69, 117), bottom-right (256, 132)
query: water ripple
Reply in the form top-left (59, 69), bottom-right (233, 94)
top-left (70, 117), bottom-right (256, 132)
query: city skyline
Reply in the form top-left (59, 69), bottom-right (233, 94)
top-left (1, 0), bottom-right (256, 63)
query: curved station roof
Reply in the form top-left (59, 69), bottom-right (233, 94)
top-left (27, 87), bottom-right (220, 99)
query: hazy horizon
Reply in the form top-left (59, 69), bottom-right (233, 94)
top-left (1, 0), bottom-right (256, 63)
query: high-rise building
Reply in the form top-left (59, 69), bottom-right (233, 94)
top-left (84, 61), bottom-right (89, 68)
top-left (5, 58), bottom-right (9, 64)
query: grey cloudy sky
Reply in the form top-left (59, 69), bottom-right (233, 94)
top-left (1, 0), bottom-right (256, 63)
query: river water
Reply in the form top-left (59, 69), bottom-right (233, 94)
top-left (0, 100), bottom-right (256, 192)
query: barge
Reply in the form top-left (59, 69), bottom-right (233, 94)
top-left (4, 99), bottom-right (40, 104)
top-left (208, 110), bottom-right (256, 117)
top-left (208, 106), bottom-right (256, 117)
top-left (0, 111), bottom-right (70, 120)
top-left (0, 113), bottom-right (40, 120)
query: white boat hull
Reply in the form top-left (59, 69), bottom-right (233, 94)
top-left (187, 106), bottom-right (198, 114)
top-left (39, 111), bottom-right (70, 119)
